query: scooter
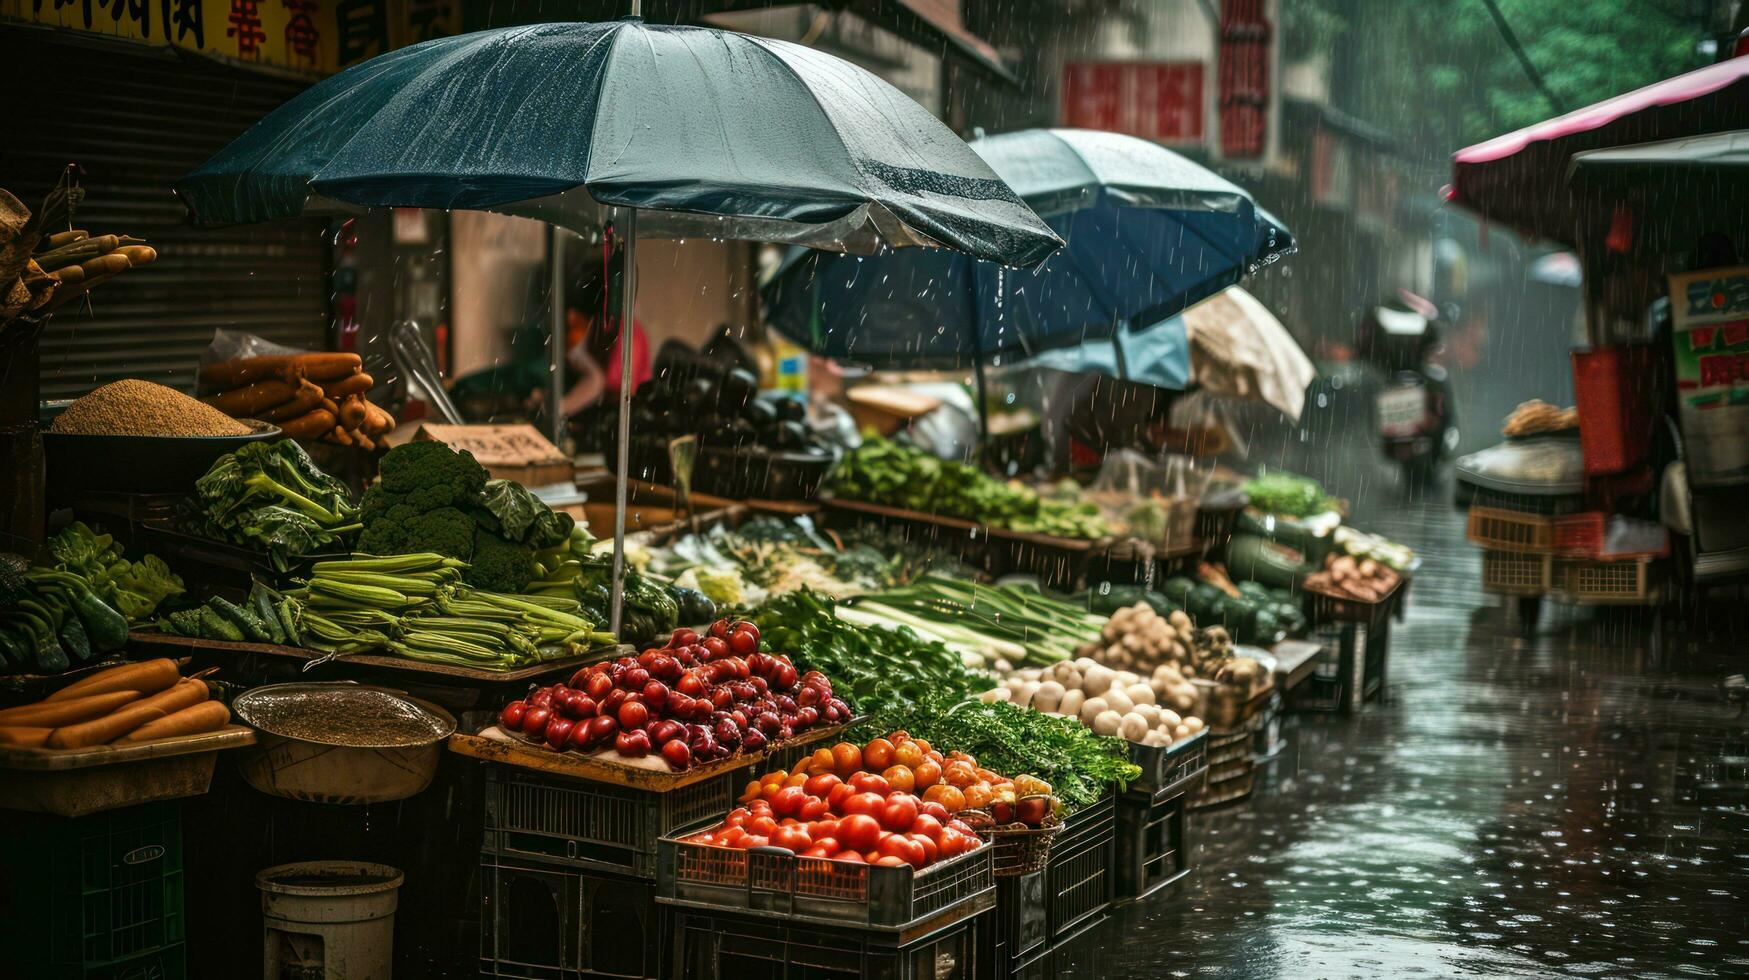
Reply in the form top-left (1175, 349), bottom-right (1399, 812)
top-left (1359, 295), bottom-right (1459, 488)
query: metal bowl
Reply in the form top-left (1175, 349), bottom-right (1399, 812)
top-left (42, 418), bottom-right (281, 502)
top-left (233, 682), bottom-right (456, 805)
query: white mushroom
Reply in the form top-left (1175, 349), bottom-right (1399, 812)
top-left (1080, 696), bottom-right (1109, 727)
top-left (1033, 680), bottom-right (1066, 714)
top-left (1058, 689), bottom-right (1085, 720)
top-left (1091, 710), bottom-right (1124, 737)
top-left (1119, 712), bottom-right (1150, 741)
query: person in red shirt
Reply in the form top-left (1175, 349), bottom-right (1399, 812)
top-left (561, 252), bottom-right (651, 418)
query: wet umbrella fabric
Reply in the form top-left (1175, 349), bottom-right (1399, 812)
top-left (175, 21), bottom-right (1061, 267)
top-left (762, 128), bottom-right (1295, 369)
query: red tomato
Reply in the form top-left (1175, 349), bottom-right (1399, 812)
top-left (804, 773), bottom-right (843, 798)
top-left (879, 833), bottom-right (926, 868)
top-left (801, 844), bottom-right (835, 858)
top-left (808, 819), bottom-right (840, 841)
top-left (874, 855), bottom-right (909, 867)
top-left (718, 827), bottom-right (747, 848)
top-left (748, 799), bottom-right (773, 816)
top-left (918, 801), bottom-right (951, 823)
top-left (772, 786), bottom-right (807, 818)
top-left (881, 797), bottom-right (919, 832)
top-left (906, 832), bottom-right (939, 866)
top-left (771, 826), bottom-right (812, 852)
top-left (833, 850), bottom-right (867, 863)
top-left (865, 851), bottom-right (886, 864)
top-left (946, 818), bottom-right (977, 837)
top-left (836, 813), bottom-right (882, 851)
top-left (827, 783), bottom-right (855, 810)
top-left (840, 792), bottom-right (886, 818)
top-left (849, 773), bottom-right (891, 797)
top-left (798, 796), bottom-right (832, 821)
top-left (725, 808), bottom-right (751, 829)
top-left (750, 815), bottom-right (779, 837)
top-left (739, 834), bottom-right (770, 850)
top-left (909, 814), bottom-right (943, 842)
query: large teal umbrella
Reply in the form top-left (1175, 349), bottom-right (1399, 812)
top-left (177, 18), bottom-right (1061, 632)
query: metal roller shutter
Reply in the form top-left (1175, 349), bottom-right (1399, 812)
top-left (0, 29), bottom-right (329, 402)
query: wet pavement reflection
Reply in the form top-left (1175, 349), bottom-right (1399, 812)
top-left (1086, 496), bottom-right (1749, 979)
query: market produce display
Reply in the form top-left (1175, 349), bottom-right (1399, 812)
top-left (859, 690), bottom-right (1139, 808)
top-left (531, 546), bottom-right (686, 648)
top-left (830, 436), bottom-right (1109, 539)
top-left (199, 351), bottom-right (397, 448)
top-left (1160, 567), bottom-right (1306, 646)
top-left (991, 657), bottom-right (1206, 748)
top-left (49, 379), bottom-right (251, 437)
top-left (745, 589), bottom-right (992, 731)
top-left (493, 619), bottom-right (847, 770)
top-left (1241, 470), bottom-right (1339, 518)
top-left (190, 440), bottom-right (361, 569)
top-left (843, 574), bottom-right (1108, 670)
top-left (650, 516), bottom-right (876, 607)
top-left (581, 362), bottom-right (834, 461)
top-left (358, 441), bottom-right (574, 594)
top-left (1305, 553), bottom-right (1401, 603)
top-left (1332, 526), bottom-right (1415, 571)
top-left (2, 184), bottom-right (160, 327)
top-left (1, 523), bottom-right (183, 675)
top-left (0, 659), bottom-right (226, 749)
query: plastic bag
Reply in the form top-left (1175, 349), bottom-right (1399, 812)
top-left (1162, 391), bottom-right (1247, 459)
top-left (196, 328), bottom-right (310, 394)
top-left (1085, 450), bottom-right (1210, 548)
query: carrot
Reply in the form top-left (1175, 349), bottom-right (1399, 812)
top-left (325, 425), bottom-right (355, 447)
top-left (0, 726), bottom-right (52, 748)
top-left (337, 394), bottom-right (367, 431)
top-left (41, 230), bottom-right (87, 250)
top-left (294, 353), bottom-right (363, 382)
top-left (321, 372), bottom-right (374, 400)
top-left (51, 263), bottom-right (84, 284)
top-left (117, 244), bottom-right (157, 266)
top-left (75, 253), bottom-right (130, 279)
top-left (279, 408), bottom-right (336, 441)
top-left (199, 355), bottom-right (307, 391)
top-left (46, 679), bottom-right (208, 749)
top-left (202, 378), bottom-right (302, 417)
top-left (0, 689), bottom-right (142, 727)
top-left (351, 429), bottom-right (376, 452)
top-left (259, 379), bottom-right (325, 422)
top-left (116, 700), bottom-right (230, 744)
top-left (360, 399), bottom-right (396, 436)
top-left (47, 658), bottom-right (179, 702)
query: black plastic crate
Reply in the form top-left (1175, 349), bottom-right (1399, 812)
top-left (670, 904), bottom-right (987, 980)
top-left (0, 801), bottom-right (185, 977)
top-left (1114, 791), bottom-right (1189, 903)
top-left (61, 942), bottom-right (186, 980)
top-left (1044, 794), bottom-right (1115, 944)
top-left (1124, 728), bottom-right (1208, 800)
top-left (480, 852), bottom-right (662, 979)
top-left (483, 765), bottom-right (734, 880)
top-left (987, 871), bottom-right (1049, 980)
top-left (658, 834), bottom-right (995, 931)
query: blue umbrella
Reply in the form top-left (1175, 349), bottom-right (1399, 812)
top-left (176, 18), bottom-right (1061, 633)
top-left (762, 128), bottom-right (1294, 372)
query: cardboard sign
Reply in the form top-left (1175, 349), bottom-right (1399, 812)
top-left (1670, 265), bottom-right (1749, 486)
top-left (414, 423), bottom-right (571, 485)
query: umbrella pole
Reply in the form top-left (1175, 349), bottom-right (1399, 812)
top-left (549, 227), bottom-right (567, 447)
top-left (973, 347), bottom-right (989, 453)
top-left (609, 208), bottom-right (639, 637)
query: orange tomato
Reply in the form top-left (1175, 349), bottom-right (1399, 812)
top-left (887, 730), bottom-right (911, 744)
top-left (961, 783), bottom-right (993, 810)
top-left (784, 772), bottom-right (809, 788)
top-left (1013, 775), bottom-right (1052, 797)
top-left (831, 742), bottom-right (862, 776)
top-left (943, 762), bottom-right (978, 788)
top-left (739, 780), bottom-right (761, 803)
top-left (976, 768), bottom-right (1002, 785)
top-left (923, 784), bottom-right (966, 812)
top-left (762, 770), bottom-right (788, 787)
top-left (911, 738), bottom-right (933, 757)
top-left (862, 738), bottom-right (896, 771)
top-left (760, 782), bottom-right (784, 802)
top-left (883, 766), bottom-right (916, 793)
top-left (848, 772), bottom-right (891, 797)
top-left (810, 747), bottom-right (837, 773)
top-left (912, 761), bottom-right (942, 790)
top-left (893, 741), bottom-right (924, 769)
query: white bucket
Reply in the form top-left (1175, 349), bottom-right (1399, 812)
top-left (258, 861), bottom-right (404, 980)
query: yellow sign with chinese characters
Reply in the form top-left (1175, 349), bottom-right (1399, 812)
top-left (1, 0), bottom-right (459, 75)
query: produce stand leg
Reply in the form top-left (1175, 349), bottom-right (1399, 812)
top-left (1338, 623), bottom-right (1358, 714)
top-left (609, 208), bottom-right (639, 637)
top-left (1367, 614), bottom-right (1391, 704)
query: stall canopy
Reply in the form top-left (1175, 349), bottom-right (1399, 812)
top-left (1450, 58), bottom-right (1749, 247)
top-left (763, 128), bottom-right (1294, 370)
top-left (1023, 286), bottom-right (1315, 421)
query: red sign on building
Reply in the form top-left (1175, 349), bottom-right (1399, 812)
top-left (1218, 0), bottom-right (1272, 159)
top-left (1061, 61), bottom-right (1204, 145)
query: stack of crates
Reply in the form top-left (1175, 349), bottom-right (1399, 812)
top-left (0, 801), bottom-right (186, 980)
top-left (479, 765), bottom-right (737, 979)
top-left (657, 822), bottom-right (996, 980)
top-left (1041, 793), bottom-right (1116, 949)
top-left (1114, 730), bottom-right (1207, 903)
top-left (1469, 506), bottom-right (1557, 597)
top-left (1469, 505), bottom-right (1662, 606)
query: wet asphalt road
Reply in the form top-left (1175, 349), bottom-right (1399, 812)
top-left (1085, 493), bottom-right (1749, 980)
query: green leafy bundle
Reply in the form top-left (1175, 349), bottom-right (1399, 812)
top-left (1241, 471), bottom-right (1337, 518)
top-left (194, 440), bottom-right (361, 569)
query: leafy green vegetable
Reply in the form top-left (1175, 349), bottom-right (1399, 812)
top-left (850, 574), bottom-right (1107, 666)
top-left (858, 690), bottom-right (1141, 808)
top-left (194, 440), bottom-right (360, 568)
top-left (1241, 471), bottom-right (1337, 518)
top-left (477, 479), bottom-right (574, 549)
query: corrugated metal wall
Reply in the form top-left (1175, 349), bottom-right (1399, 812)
top-left (1, 29), bottom-right (330, 401)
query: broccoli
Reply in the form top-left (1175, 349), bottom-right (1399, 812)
top-left (358, 505), bottom-right (476, 561)
top-left (465, 528), bottom-right (535, 593)
top-left (378, 440), bottom-right (488, 499)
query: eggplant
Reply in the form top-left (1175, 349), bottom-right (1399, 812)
top-left (773, 420), bottom-right (808, 450)
top-left (682, 378), bottom-right (716, 413)
top-left (742, 398), bottom-right (778, 428)
top-left (774, 397), bottom-right (805, 422)
top-left (717, 368), bottom-right (757, 412)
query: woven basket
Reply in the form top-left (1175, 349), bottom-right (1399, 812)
top-left (961, 808), bottom-right (1064, 876)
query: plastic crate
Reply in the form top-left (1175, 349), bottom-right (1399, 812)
top-left (1573, 345), bottom-right (1655, 475)
top-left (484, 766), bottom-right (734, 879)
top-left (479, 853), bottom-right (662, 979)
top-left (1480, 551), bottom-right (1553, 596)
top-left (60, 942), bottom-right (186, 980)
top-left (1551, 512), bottom-right (1607, 557)
top-left (1466, 506), bottom-right (1554, 552)
top-left (657, 834), bottom-right (994, 931)
top-left (987, 870), bottom-right (1050, 979)
top-left (1043, 794), bottom-right (1114, 944)
top-left (1124, 728), bottom-right (1208, 801)
top-left (1114, 790), bottom-right (1189, 902)
top-left (0, 801), bottom-right (185, 976)
top-left (669, 904), bottom-right (989, 980)
top-left (1189, 758), bottom-right (1256, 811)
top-left (1204, 728), bottom-right (1253, 768)
top-left (1562, 557), bottom-right (1657, 605)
